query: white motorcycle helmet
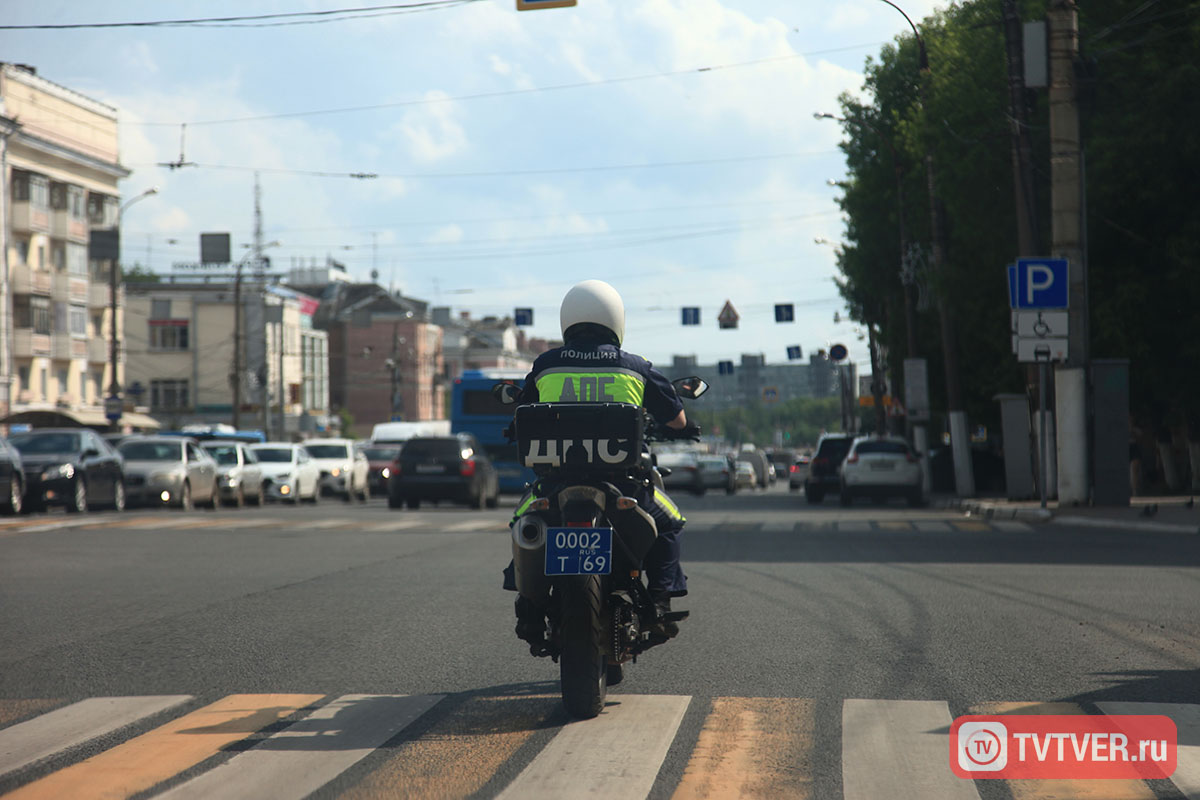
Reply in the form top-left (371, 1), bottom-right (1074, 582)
top-left (560, 279), bottom-right (626, 347)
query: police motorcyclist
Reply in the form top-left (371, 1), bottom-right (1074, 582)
top-left (504, 279), bottom-right (693, 645)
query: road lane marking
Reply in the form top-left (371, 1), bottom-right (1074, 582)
top-left (842, 699), bottom-right (980, 800)
top-left (338, 693), bottom-right (561, 800)
top-left (672, 697), bottom-right (813, 799)
top-left (992, 521), bottom-right (1033, 533)
top-left (306, 519), bottom-right (352, 529)
top-left (497, 694), bottom-right (690, 800)
top-left (1099, 702), bottom-right (1200, 799)
top-left (877, 522), bottom-right (913, 531)
top-left (971, 702), bottom-right (1156, 800)
top-left (363, 519), bottom-right (424, 532)
top-left (950, 520), bottom-right (991, 532)
top-left (835, 522), bottom-right (874, 533)
top-left (0, 693), bottom-right (322, 800)
top-left (913, 521), bottom-right (953, 532)
top-left (443, 520), bottom-right (505, 532)
top-left (0, 696), bottom-right (192, 780)
top-left (217, 519), bottom-right (281, 529)
top-left (156, 694), bottom-right (443, 800)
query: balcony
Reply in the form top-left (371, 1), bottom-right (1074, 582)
top-left (88, 337), bottom-right (109, 364)
top-left (12, 329), bottom-right (52, 358)
top-left (52, 274), bottom-right (90, 304)
top-left (88, 282), bottom-right (111, 308)
top-left (10, 201), bottom-right (50, 234)
top-left (50, 209), bottom-right (90, 243)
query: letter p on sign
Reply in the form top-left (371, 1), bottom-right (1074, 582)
top-left (1011, 258), bottom-right (1069, 310)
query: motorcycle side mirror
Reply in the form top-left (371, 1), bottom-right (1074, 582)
top-left (673, 376), bottom-right (708, 399)
top-left (492, 382), bottom-right (521, 405)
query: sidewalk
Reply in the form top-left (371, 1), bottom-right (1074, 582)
top-left (935, 494), bottom-right (1200, 534)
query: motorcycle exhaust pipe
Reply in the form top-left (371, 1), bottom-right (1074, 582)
top-left (512, 515), bottom-right (550, 599)
top-left (512, 514), bottom-right (546, 550)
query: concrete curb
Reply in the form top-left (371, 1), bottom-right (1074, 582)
top-left (938, 498), bottom-right (1054, 522)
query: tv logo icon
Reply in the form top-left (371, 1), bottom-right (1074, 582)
top-left (957, 721), bottom-right (1008, 772)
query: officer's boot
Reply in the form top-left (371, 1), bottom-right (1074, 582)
top-left (514, 595), bottom-right (548, 650)
top-left (649, 590), bottom-right (680, 638)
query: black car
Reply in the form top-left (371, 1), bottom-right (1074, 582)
top-left (387, 434), bottom-right (499, 510)
top-left (7, 428), bottom-right (126, 513)
top-left (0, 438), bottom-right (25, 515)
top-left (803, 432), bottom-right (855, 504)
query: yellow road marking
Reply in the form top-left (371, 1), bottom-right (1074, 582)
top-left (1, 693), bottom-right (322, 800)
top-left (877, 522), bottom-right (913, 531)
top-left (673, 697), bottom-right (814, 799)
top-left (337, 693), bottom-right (559, 800)
top-left (951, 520), bottom-right (991, 532)
top-left (971, 702), bottom-right (1156, 800)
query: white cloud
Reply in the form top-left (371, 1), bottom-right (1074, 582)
top-left (393, 93), bottom-right (468, 163)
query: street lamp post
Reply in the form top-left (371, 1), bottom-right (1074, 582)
top-left (108, 187), bottom-right (158, 425)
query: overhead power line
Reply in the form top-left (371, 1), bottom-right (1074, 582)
top-left (0, 1), bottom-right (483, 31)
top-left (132, 43), bottom-right (884, 127)
top-left (131, 150), bottom-right (836, 180)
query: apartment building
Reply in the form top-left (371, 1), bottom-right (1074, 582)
top-left (1, 63), bottom-right (132, 422)
top-left (124, 280), bottom-right (330, 436)
top-left (662, 352), bottom-right (854, 412)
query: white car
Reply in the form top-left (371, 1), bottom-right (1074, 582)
top-left (839, 435), bottom-right (925, 507)
top-left (303, 438), bottom-right (369, 502)
top-left (249, 443), bottom-right (321, 504)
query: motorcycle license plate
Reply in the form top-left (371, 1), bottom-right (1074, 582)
top-left (545, 527), bottom-right (612, 576)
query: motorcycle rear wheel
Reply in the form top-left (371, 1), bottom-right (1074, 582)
top-left (559, 575), bottom-right (607, 719)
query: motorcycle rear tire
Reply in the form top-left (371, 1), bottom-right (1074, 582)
top-left (559, 575), bottom-right (607, 719)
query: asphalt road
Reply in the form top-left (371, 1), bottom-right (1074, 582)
top-left (2, 485), bottom-right (1198, 799)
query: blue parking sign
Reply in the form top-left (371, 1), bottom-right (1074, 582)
top-left (786, 345), bottom-right (802, 360)
top-left (1010, 259), bottom-right (1068, 309)
top-left (681, 307), bottom-right (701, 326)
top-left (514, 308), bottom-right (534, 326)
top-left (774, 304), bottom-right (795, 323)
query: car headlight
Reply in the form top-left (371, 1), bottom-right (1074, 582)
top-left (330, 467), bottom-right (341, 478)
top-left (381, 467), bottom-right (391, 479)
top-left (41, 463), bottom-right (75, 481)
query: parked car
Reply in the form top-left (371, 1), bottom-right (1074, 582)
top-left (0, 438), bottom-right (26, 515)
top-left (803, 433), bottom-right (855, 504)
top-left (119, 436), bottom-right (219, 510)
top-left (303, 438), bottom-right (370, 502)
top-left (787, 452), bottom-right (812, 491)
top-left (734, 461), bottom-right (757, 490)
top-left (249, 442), bottom-right (321, 504)
top-left (840, 435), bottom-right (925, 507)
top-left (201, 441), bottom-right (265, 507)
top-left (696, 454), bottom-right (736, 494)
top-left (654, 450), bottom-right (704, 495)
top-left (7, 428), bottom-right (125, 512)
top-left (387, 434), bottom-right (499, 510)
top-left (362, 444), bottom-right (403, 496)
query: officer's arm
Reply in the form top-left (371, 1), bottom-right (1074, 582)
top-left (666, 409), bottom-right (687, 429)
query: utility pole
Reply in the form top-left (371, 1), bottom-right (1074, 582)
top-left (1002, 0), bottom-right (1041, 257)
top-left (253, 173), bottom-right (271, 440)
top-left (1048, 0), bottom-right (1089, 504)
top-left (231, 263), bottom-right (242, 430)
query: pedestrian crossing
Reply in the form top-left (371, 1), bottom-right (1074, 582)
top-left (1, 692), bottom-right (1195, 799)
top-left (0, 514), bottom-right (1032, 538)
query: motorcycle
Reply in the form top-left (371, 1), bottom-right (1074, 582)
top-left (495, 377), bottom-right (707, 719)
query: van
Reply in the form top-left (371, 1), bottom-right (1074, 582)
top-left (369, 420), bottom-right (451, 444)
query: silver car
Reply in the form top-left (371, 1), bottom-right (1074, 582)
top-left (201, 442), bottom-right (265, 507)
top-left (117, 437), bottom-right (219, 510)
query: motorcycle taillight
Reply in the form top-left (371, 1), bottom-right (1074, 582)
top-left (460, 458), bottom-right (477, 477)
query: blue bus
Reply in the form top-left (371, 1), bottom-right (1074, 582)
top-left (450, 369), bottom-right (533, 494)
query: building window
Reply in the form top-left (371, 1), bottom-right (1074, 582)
top-left (18, 367), bottom-right (30, 395)
top-left (86, 193), bottom-right (116, 227)
top-left (150, 379), bottom-right (189, 410)
top-left (15, 238), bottom-right (29, 266)
top-left (69, 186), bottom-right (86, 220)
top-left (67, 243), bottom-right (88, 275)
top-left (80, 373), bottom-right (88, 404)
top-left (149, 321), bottom-right (189, 350)
top-left (40, 367), bottom-right (48, 401)
top-left (93, 371), bottom-right (104, 400)
top-left (58, 369), bottom-right (69, 397)
top-left (151, 299), bottom-right (171, 319)
top-left (30, 297), bottom-right (51, 334)
top-left (36, 244), bottom-right (46, 272)
top-left (30, 175), bottom-right (49, 209)
top-left (50, 182), bottom-right (68, 210)
top-left (54, 302), bottom-right (67, 334)
top-left (92, 313), bottom-right (104, 336)
top-left (70, 305), bottom-right (87, 336)
top-left (11, 170), bottom-right (29, 201)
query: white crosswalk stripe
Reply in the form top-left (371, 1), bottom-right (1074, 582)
top-left (156, 694), bottom-right (443, 800)
top-left (842, 699), bottom-right (981, 800)
top-left (1100, 702), bottom-right (1200, 799)
top-left (5, 694), bottom-right (1200, 798)
top-left (443, 519), bottom-right (505, 532)
top-left (362, 519), bottom-right (424, 532)
top-left (0, 695), bottom-right (192, 779)
top-left (496, 694), bottom-right (690, 800)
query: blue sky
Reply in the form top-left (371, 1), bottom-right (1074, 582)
top-left (1, 0), bottom-right (943, 370)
